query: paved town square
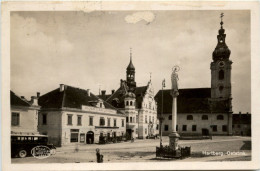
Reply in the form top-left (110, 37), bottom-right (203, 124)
top-left (12, 136), bottom-right (251, 163)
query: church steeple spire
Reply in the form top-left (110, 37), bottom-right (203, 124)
top-left (210, 13), bottom-right (232, 102)
top-left (127, 48), bottom-right (135, 70)
top-left (126, 48), bottom-right (136, 91)
top-left (212, 13), bottom-right (231, 62)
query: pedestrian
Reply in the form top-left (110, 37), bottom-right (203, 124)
top-left (96, 148), bottom-right (103, 163)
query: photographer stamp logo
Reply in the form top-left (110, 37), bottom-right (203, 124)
top-left (31, 146), bottom-right (52, 159)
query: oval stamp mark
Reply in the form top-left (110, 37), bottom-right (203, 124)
top-left (31, 145), bottom-right (52, 159)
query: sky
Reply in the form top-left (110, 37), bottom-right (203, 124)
top-left (10, 10), bottom-right (251, 113)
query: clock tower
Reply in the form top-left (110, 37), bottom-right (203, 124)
top-left (211, 14), bottom-right (232, 100)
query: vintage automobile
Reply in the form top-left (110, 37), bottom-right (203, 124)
top-left (11, 134), bottom-right (56, 158)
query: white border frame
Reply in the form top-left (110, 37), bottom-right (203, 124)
top-left (1, 1), bottom-right (260, 170)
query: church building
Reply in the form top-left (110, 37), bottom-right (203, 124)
top-left (155, 16), bottom-right (233, 136)
top-left (99, 50), bottom-right (159, 139)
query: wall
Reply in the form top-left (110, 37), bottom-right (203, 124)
top-left (11, 107), bottom-right (39, 134)
top-left (61, 110), bottom-right (126, 146)
top-left (38, 111), bottom-right (62, 146)
top-left (162, 113), bottom-right (229, 136)
top-left (233, 124), bottom-right (251, 136)
top-left (38, 109), bottom-right (126, 146)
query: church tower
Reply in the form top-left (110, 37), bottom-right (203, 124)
top-left (211, 14), bottom-right (232, 100)
top-left (126, 48), bottom-right (136, 91)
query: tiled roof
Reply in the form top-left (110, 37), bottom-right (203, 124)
top-left (106, 86), bottom-right (148, 109)
top-left (98, 94), bottom-right (111, 101)
top-left (38, 85), bottom-right (122, 114)
top-left (155, 88), bottom-right (230, 114)
top-left (233, 114), bottom-right (251, 124)
top-left (10, 91), bottom-right (31, 107)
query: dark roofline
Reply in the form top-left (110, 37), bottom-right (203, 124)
top-left (10, 91), bottom-right (32, 107)
top-left (39, 84), bottom-right (124, 114)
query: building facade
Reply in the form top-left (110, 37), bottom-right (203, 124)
top-left (155, 17), bottom-right (233, 136)
top-left (99, 52), bottom-right (159, 139)
top-left (38, 84), bottom-right (126, 146)
top-left (232, 113), bottom-right (251, 136)
top-left (11, 91), bottom-right (40, 134)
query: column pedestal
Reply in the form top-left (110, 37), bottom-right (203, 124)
top-left (169, 132), bottom-right (180, 150)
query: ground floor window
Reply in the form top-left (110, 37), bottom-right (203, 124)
top-left (182, 125), bottom-right (187, 131)
top-left (212, 125), bottom-right (217, 132)
top-left (71, 133), bottom-right (79, 142)
top-left (145, 128), bottom-right (147, 134)
top-left (176, 125), bottom-right (178, 131)
top-left (70, 129), bottom-right (79, 142)
top-left (164, 125), bottom-right (168, 131)
top-left (192, 125), bottom-right (197, 131)
top-left (222, 125), bottom-right (227, 132)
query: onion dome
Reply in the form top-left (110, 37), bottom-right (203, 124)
top-left (212, 14), bottom-right (231, 61)
top-left (124, 91), bottom-right (136, 98)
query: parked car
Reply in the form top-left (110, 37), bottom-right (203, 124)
top-left (11, 134), bottom-right (56, 158)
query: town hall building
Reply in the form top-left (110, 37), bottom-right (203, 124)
top-left (99, 51), bottom-right (159, 139)
top-left (155, 17), bottom-right (233, 136)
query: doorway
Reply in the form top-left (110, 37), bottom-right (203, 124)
top-left (126, 129), bottom-right (132, 140)
top-left (202, 128), bottom-right (209, 136)
top-left (86, 131), bottom-right (94, 144)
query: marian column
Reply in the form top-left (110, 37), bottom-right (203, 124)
top-left (169, 66), bottom-right (180, 150)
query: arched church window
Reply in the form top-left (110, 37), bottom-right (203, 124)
top-left (130, 101), bottom-right (133, 106)
top-left (126, 101), bottom-right (129, 106)
top-left (219, 70), bottom-right (224, 80)
top-left (217, 115), bottom-right (224, 120)
top-left (187, 115), bottom-right (193, 120)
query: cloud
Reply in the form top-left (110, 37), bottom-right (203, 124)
top-left (125, 12), bottom-right (155, 24)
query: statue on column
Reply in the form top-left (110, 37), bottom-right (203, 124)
top-left (171, 66), bottom-right (180, 96)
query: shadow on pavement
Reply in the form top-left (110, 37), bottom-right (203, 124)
top-left (240, 141), bottom-right (251, 150)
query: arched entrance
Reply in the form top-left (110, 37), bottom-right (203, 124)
top-left (86, 131), bottom-right (94, 144)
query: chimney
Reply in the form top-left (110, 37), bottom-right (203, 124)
top-left (111, 89), bottom-right (115, 94)
top-left (60, 84), bottom-right (65, 92)
top-left (31, 96), bottom-right (38, 106)
top-left (37, 92), bottom-right (40, 98)
top-left (101, 90), bottom-right (106, 96)
top-left (87, 89), bottom-right (91, 96)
